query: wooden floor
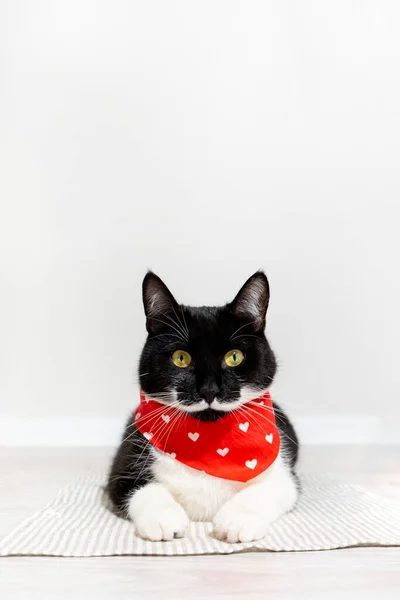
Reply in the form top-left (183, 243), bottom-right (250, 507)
top-left (1, 446), bottom-right (399, 600)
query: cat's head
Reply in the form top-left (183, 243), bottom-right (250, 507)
top-left (139, 271), bottom-right (277, 421)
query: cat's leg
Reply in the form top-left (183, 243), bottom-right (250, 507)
top-left (212, 453), bottom-right (298, 543)
top-left (108, 421), bottom-right (189, 541)
top-left (128, 482), bottom-right (189, 541)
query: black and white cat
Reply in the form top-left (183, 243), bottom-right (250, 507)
top-left (107, 271), bottom-right (299, 542)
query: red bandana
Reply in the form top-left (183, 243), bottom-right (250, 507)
top-left (135, 391), bottom-right (280, 483)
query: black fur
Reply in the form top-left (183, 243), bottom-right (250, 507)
top-left (107, 271), bottom-right (299, 514)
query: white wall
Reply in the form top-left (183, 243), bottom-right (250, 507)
top-left (1, 1), bottom-right (400, 444)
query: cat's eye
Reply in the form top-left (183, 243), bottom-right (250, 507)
top-left (172, 350), bottom-right (192, 368)
top-left (224, 349), bottom-right (244, 367)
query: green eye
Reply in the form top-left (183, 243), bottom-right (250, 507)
top-left (224, 349), bottom-right (244, 367)
top-left (172, 350), bottom-right (192, 368)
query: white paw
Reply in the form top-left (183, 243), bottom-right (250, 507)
top-left (213, 504), bottom-right (268, 543)
top-left (134, 503), bottom-right (189, 542)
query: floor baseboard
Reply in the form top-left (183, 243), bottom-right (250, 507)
top-left (0, 415), bottom-right (398, 447)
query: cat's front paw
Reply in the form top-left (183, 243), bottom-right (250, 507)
top-left (213, 504), bottom-right (267, 543)
top-left (128, 483), bottom-right (189, 541)
top-left (134, 504), bottom-right (189, 542)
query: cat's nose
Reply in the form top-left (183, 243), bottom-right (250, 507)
top-left (199, 383), bottom-right (219, 405)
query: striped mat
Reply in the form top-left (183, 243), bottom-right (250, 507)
top-left (1, 474), bottom-right (400, 556)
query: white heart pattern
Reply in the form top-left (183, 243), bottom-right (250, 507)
top-left (239, 422), bottom-right (249, 433)
top-left (216, 447), bottom-right (229, 457)
top-left (167, 452), bottom-right (176, 459)
top-left (161, 414), bottom-right (170, 423)
top-left (143, 432), bottom-right (153, 441)
top-left (188, 432), bottom-right (200, 442)
top-left (265, 433), bottom-right (273, 444)
top-left (245, 458), bottom-right (257, 470)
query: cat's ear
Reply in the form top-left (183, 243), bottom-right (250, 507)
top-left (142, 272), bottom-right (179, 331)
top-left (230, 271), bottom-right (270, 331)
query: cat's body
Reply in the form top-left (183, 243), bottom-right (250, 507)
top-left (107, 272), bottom-right (299, 542)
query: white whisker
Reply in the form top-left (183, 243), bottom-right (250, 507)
top-left (229, 319), bottom-right (258, 341)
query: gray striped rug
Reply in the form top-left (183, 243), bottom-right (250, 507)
top-left (1, 474), bottom-right (400, 556)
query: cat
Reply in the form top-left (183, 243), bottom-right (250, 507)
top-left (107, 271), bottom-right (299, 543)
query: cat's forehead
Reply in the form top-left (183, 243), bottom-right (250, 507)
top-left (183, 305), bottom-right (228, 337)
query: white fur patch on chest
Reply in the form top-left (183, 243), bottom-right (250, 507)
top-left (151, 448), bottom-right (243, 521)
